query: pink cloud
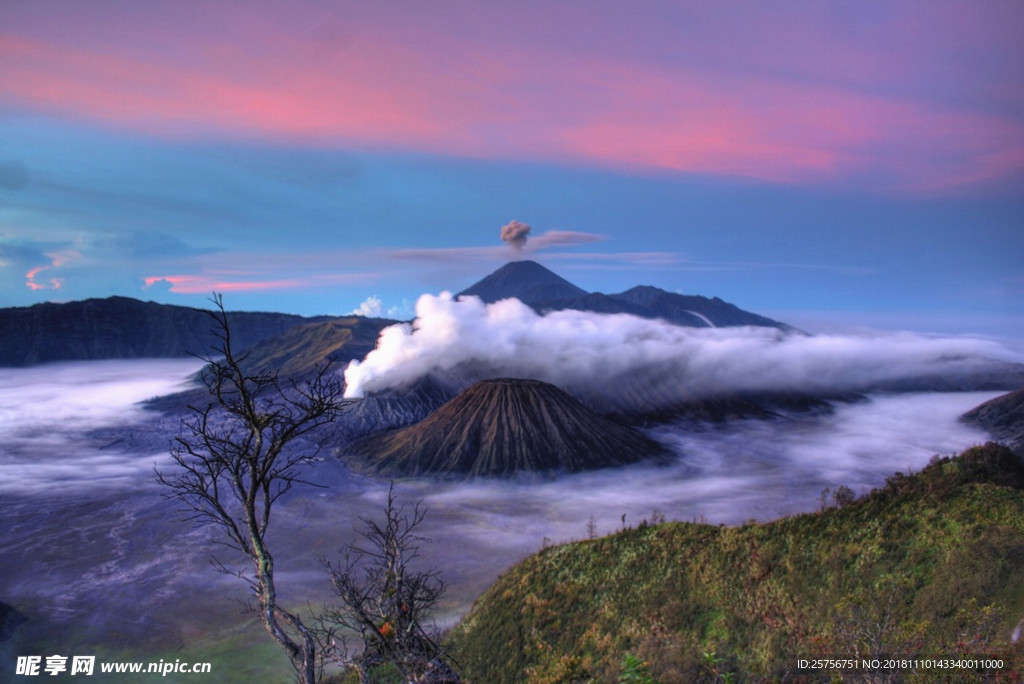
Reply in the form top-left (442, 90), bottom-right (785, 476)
top-left (143, 274), bottom-right (305, 294)
top-left (0, 34), bottom-right (444, 143)
top-left (558, 66), bottom-right (1024, 192)
top-left (25, 265), bottom-right (61, 291)
top-left (2, 1), bottom-right (1022, 194)
top-left (24, 249), bottom-right (79, 291)
top-left (143, 260), bottom-right (383, 295)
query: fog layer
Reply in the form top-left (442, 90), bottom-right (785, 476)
top-left (0, 359), bottom-right (204, 495)
top-left (0, 358), bottom-right (1005, 680)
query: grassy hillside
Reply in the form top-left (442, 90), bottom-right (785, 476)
top-left (238, 317), bottom-right (394, 378)
top-left (447, 443), bottom-right (1024, 683)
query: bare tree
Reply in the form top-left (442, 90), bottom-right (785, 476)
top-left (321, 484), bottom-right (460, 683)
top-left (156, 293), bottom-right (350, 684)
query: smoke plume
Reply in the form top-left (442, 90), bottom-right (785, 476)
top-left (343, 293), bottom-right (1023, 406)
top-left (500, 220), bottom-right (531, 250)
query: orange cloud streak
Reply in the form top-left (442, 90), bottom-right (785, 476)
top-left (144, 275), bottom-right (306, 294)
top-left (24, 249), bottom-right (79, 291)
top-left (25, 265), bottom-right (61, 291)
top-left (143, 264), bottom-right (383, 294)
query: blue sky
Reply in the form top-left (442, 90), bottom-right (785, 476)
top-left (0, 1), bottom-right (1021, 339)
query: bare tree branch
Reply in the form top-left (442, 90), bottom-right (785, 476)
top-left (321, 483), bottom-right (460, 683)
top-left (156, 293), bottom-right (351, 684)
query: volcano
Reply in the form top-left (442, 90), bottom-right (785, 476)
top-left (457, 260), bottom-right (587, 306)
top-left (346, 378), bottom-right (667, 477)
top-left (457, 260), bottom-right (794, 329)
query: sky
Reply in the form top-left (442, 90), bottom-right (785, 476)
top-left (1, 0), bottom-right (1022, 340)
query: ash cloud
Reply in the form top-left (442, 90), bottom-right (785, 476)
top-left (343, 293), bottom-right (1024, 406)
top-left (500, 220), bottom-right (531, 250)
top-left (528, 230), bottom-right (604, 249)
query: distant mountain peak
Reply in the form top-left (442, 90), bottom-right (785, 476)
top-left (455, 261), bottom-right (793, 330)
top-left (457, 260), bottom-right (588, 306)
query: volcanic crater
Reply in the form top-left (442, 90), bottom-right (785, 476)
top-left (346, 377), bottom-right (668, 478)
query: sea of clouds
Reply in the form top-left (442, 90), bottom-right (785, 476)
top-left (0, 358), bottom-right (205, 496)
top-left (0, 343), bottom-right (1009, 653)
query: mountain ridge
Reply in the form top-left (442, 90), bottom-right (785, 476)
top-left (0, 261), bottom-right (794, 367)
top-left (962, 388), bottom-right (1024, 455)
top-left (0, 296), bottom-right (399, 368)
top-left (457, 260), bottom-right (795, 330)
top-left (0, 296), bottom-right (330, 367)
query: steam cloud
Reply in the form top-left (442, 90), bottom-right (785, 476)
top-left (500, 220), bottom-right (531, 250)
top-left (344, 293), bottom-right (1023, 405)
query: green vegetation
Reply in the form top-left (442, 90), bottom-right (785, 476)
top-left (447, 443), bottom-right (1024, 682)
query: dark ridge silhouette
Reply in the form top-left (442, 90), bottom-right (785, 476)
top-left (962, 388), bottom-right (1024, 455)
top-left (346, 378), bottom-right (667, 478)
top-left (457, 260), bottom-right (588, 306)
top-left (457, 260), bottom-right (794, 329)
top-left (0, 296), bottom-right (399, 371)
top-left (608, 285), bottom-right (796, 329)
top-left (0, 296), bottom-right (328, 367)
